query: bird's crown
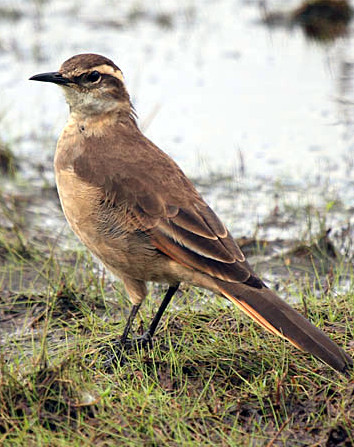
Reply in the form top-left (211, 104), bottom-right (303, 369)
top-left (59, 53), bottom-right (124, 83)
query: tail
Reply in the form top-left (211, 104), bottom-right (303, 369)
top-left (216, 280), bottom-right (353, 373)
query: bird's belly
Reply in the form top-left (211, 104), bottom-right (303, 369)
top-left (55, 168), bottom-right (160, 281)
top-left (55, 169), bottom-right (101, 247)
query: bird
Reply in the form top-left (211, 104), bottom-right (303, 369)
top-left (29, 53), bottom-right (352, 373)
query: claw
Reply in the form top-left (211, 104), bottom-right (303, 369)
top-left (97, 340), bottom-right (127, 371)
top-left (123, 332), bottom-right (153, 350)
top-left (90, 332), bottom-right (154, 372)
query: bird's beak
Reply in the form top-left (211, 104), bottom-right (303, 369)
top-left (29, 71), bottom-right (72, 85)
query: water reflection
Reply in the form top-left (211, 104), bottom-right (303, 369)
top-left (0, 0), bottom-right (353, 240)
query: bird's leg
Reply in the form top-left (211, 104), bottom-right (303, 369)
top-left (96, 303), bottom-right (141, 369)
top-left (127, 283), bottom-right (180, 349)
top-left (145, 283), bottom-right (180, 339)
top-left (99, 284), bottom-right (179, 369)
top-left (120, 303), bottom-right (141, 345)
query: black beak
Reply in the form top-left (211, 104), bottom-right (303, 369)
top-left (29, 71), bottom-right (72, 85)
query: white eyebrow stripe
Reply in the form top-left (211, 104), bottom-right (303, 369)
top-left (67, 64), bottom-right (124, 81)
top-left (91, 64), bottom-right (124, 81)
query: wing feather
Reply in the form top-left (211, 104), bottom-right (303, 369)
top-left (72, 124), bottom-right (252, 283)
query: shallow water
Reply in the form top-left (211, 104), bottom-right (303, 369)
top-left (0, 0), bottom-right (354, 241)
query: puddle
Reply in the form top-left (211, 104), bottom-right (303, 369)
top-left (0, 0), bottom-right (353, 291)
top-left (0, 0), bottom-right (353, 178)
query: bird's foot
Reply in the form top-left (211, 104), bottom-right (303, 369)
top-left (123, 332), bottom-right (153, 351)
top-left (98, 340), bottom-right (127, 370)
top-left (91, 332), bottom-right (153, 371)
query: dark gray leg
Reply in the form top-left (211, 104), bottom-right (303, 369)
top-left (120, 303), bottom-right (141, 344)
top-left (146, 283), bottom-right (180, 339)
top-left (121, 283), bottom-right (180, 348)
top-left (100, 284), bottom-right (180, 369)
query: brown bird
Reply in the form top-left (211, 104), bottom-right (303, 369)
top-left (30, 53), bottom-right (352, 373)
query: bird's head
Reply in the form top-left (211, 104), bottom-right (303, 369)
top-left (30, 53), bottom-right (132, 117)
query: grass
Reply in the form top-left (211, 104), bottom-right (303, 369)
top-left (0, 140), bottom-right (17, 178)
top-left (0, 176), bottom-right (353, 445)
top-left (0, 239), bottom-right (353, 446)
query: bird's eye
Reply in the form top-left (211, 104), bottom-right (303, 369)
top-left (86, 71), bottom-right (101, 83)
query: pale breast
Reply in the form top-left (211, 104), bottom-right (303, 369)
top-left (55, 168), bottom-right (158, 281)
top-left (55, 168), bottom-right (102, 248)
top-left (54, 118), bottom-right (102, 251)
top-left (53, 115), bottom-right (166, 282)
